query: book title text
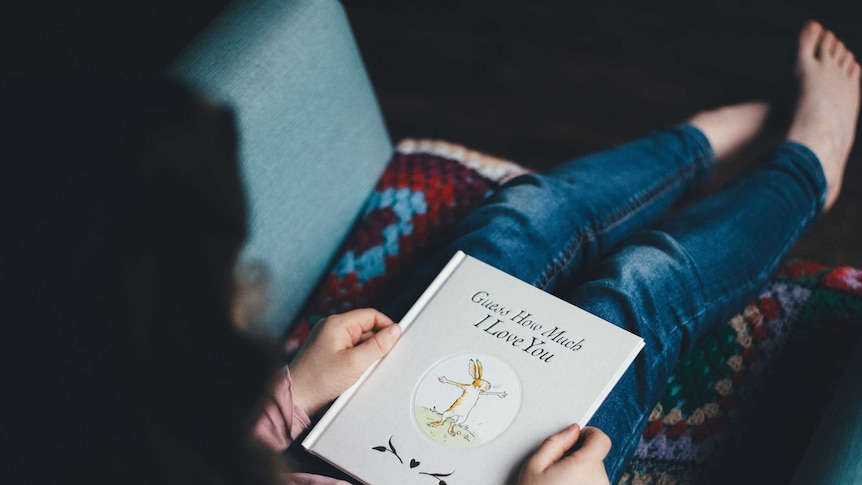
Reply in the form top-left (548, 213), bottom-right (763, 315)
top-left (470, 291), bottom-right (585, 364)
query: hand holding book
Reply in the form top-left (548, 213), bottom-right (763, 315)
top-left (289, 308), bottom-right (403, 416)
top-left (519, 424), bottom-right (611, 485)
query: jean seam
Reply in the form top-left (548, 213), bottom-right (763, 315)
top-left (719, 208), bottom-right (813, 310)
top-left (535, 131), bottom-right (713, 290)
top-left (661, 194), bottom-right (815, 354)
top-left (583, 279), bottom-right (684, 480)
top-left (777, 141), bottom-right (829, 214)
top-left (607, 339), bottom-right (682, 480)
top-left (607, 340), bottom-right (679, 481)
top-left (679, 123), bottom-right (717, 175)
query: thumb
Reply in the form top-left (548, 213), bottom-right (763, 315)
top-left (348, 323), bottom-right (402, 368)
top-left (571, 427), bottom-right (612, 461)
top-left (525, 424), bottom-right (581, 471)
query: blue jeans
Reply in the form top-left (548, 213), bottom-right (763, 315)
top-left (383, 125), bottom-right (827, 484)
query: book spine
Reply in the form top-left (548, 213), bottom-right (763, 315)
top-left (301, 250), bottom-right (468, 449)
top-left (398, 250), bottom-right (467, 332)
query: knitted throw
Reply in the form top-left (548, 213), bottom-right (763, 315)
top-left (287, 140), bottom-right (862, 484)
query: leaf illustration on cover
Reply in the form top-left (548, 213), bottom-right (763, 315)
top-left (419, 471), bottom-right (454, 484)
top-left (371, 436), bottom-right (403, 464)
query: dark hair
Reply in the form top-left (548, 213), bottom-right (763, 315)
top-left (1, 75), bottom-right (282, 484)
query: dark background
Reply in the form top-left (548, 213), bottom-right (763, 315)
top-left (3, 1), bottom-right (860, 482)
top-left (3, 0), bottom-right (858, 267)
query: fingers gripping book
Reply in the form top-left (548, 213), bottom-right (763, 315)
top-left (303, 251), bottom-right (645, 484)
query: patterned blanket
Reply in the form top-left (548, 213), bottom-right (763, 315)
top-left (287, 140), bottom-right (862, 484)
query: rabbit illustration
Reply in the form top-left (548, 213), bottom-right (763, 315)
top-left (428, 359), bottom-right (507, 436)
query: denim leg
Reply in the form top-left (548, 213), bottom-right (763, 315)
top-left (561, 142), bottom-right (827, 484)
top-left (383, 125), bottom-right (714, 319)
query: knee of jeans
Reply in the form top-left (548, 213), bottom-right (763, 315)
top-left (480, 174), bottom-right (584, 244)
top-left (522, 174), bottom-right (597, 233)
top-left (567, 230), bottom-right (708, 353)
top-left (495, 173), bottom-right (571, 215)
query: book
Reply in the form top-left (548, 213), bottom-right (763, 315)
top-left (302, 251), bottom-right (645, 484)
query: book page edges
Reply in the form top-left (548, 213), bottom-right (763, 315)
top-left (581, 339), bottom-right (645, 426)
top-left (301, 251), bottom-right (468, 450)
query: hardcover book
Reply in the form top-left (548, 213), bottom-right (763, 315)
top-left (302, 251), bottom-right (645, 484)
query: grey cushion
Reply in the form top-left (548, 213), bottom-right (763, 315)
top-left (169, 0), bottom-right (392, 335)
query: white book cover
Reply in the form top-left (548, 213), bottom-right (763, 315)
top-left (302, 251), bottom-right (645, 485)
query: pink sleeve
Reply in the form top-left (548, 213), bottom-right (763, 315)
top-left (254, 366), bottom-right (312, 452)
top-left (255, 367), bottom-right (352, 485)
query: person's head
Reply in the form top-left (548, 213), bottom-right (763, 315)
top-left (1, 74), bottom-right (280, 483)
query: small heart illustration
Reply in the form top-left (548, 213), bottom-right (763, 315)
top-left (410, 459), bottom-right (420, 468)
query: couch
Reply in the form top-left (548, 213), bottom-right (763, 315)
top-left (168, 1), bottom-right (862, 483)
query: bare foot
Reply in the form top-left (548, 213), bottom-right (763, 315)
top-left (688, 101), bottom-right (771, 161)
top-left (787, 20), bottom-right (861, 210)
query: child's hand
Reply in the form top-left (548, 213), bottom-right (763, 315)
top-left (289, 309), bottom-right (402, 416)
top-left (518, 424), bottom-right (611, 485)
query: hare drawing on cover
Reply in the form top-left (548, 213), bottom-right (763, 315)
top-left (427, 359), bottom-right (507, 436)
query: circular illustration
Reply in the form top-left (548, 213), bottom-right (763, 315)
top-left (413, 353), bottom-right (522, 448)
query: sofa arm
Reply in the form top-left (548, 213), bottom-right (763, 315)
top-left (790, 339), bottom-right (862, 484)
top-left (168, 0), bottom-right (392, 335)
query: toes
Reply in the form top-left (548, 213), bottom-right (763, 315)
top-left (844, 52), bottom-right (857, 73)
top-left (819, 31), bottom-right (838, 59)
top-left (835, 41), bottom-right (849, 65)
top-left (851, 62), bottom-right (862, 82)
top-left (799, 20), bottom-right (823, 58)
